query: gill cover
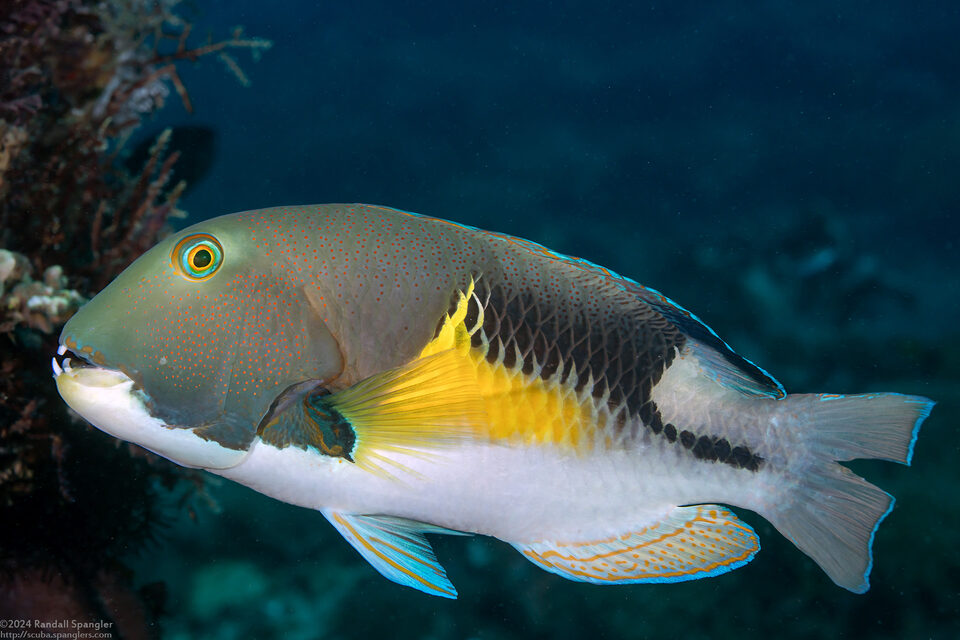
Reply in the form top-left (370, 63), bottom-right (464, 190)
top-left (60, 213), bottom-right (344, 453)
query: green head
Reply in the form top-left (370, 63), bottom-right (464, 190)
top-left (55, 209), bottom-right (343, 468)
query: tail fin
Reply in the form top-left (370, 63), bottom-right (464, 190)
top-left (766, 393), bottom-right (934, 593)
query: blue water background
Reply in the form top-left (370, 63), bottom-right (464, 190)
top-left (132, 1), bottom-right (959, 638)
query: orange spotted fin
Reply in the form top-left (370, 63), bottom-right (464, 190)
top-left (513, 505), bottom-right (759, 584)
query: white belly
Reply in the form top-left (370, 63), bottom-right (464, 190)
top-left (214, 432), bottom-right (768, 543)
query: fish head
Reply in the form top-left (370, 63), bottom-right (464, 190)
top-left (54, 212), bottom-right (344, 469)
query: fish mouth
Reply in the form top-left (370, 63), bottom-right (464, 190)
top-left (52, 344), bottom-right (135, 389)
top-left (52, 343), bottom-right (252, 470)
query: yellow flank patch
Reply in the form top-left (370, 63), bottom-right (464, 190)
top-left (417, 279), bottom-right (599, 451)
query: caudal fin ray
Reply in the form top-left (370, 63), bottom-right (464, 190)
top-left (802, 392), bottom-right (933, 464)
top-left (768, 464), bottom-right (892, 593)
top-left (768, 391), bottom-right (933, 593)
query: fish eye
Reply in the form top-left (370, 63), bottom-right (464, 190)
top-left (172, 233), bottom-right (223, 281)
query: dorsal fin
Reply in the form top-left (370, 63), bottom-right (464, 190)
top-left (483, 230), bottom-right (786, 399)
top-left (621, 280), bottom-right (785, 398)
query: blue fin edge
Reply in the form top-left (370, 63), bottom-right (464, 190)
top-left (816, 392), bottom-right (935, 466)
top-left (903, 396), bottom-right (935, 465)
top-left (859, 491), bottom-right (896, 594)
top-left (322, 510), bottom-right (459, 599)
top-left (858, 396), bottom-right (933, 592)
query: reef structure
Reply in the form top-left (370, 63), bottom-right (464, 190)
top-left (0, 0), bottom-right (269, 632)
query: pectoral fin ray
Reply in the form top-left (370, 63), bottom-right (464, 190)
top-left (327, 348), bottom-right (487, 476)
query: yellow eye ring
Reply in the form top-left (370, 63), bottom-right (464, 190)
top-left (172, 233), bottom-right (223, 281)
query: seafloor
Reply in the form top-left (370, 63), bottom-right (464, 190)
top-left (3, 1), bottom-right (958, 638)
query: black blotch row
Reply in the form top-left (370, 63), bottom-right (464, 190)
top-left (644, 398), bottom-right (764, 472)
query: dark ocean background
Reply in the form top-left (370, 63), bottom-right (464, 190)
top-left (124, 1), bottom-right (957, 638)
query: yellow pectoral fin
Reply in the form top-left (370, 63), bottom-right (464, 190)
top-left (513, 505), bottom-right (759, 584)
top-left (326, 349), bottom-right (487, 477)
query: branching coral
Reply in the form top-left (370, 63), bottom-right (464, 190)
top-left (0, 0), bottom-right (270, 627)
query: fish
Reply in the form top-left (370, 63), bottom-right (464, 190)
top-left (52, 203), bottom-right (934, 598)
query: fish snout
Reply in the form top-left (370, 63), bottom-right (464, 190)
top-left (52, 341), bottom-right (254, 470)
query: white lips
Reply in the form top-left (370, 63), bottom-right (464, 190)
top-left (52, 351), bottom-right (252, 470)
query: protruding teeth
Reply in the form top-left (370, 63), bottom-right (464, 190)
top-left (63, 357), bottom-right (73, 372)
top-left (52, 356), bottom-right (63, 377)
top-left (58, 344), bottom-right (67, 356)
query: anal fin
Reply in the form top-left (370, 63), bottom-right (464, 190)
top-left (323, 510), bottom-right (465, 598)
top-left (513, 505), bottom-right (759, 584)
